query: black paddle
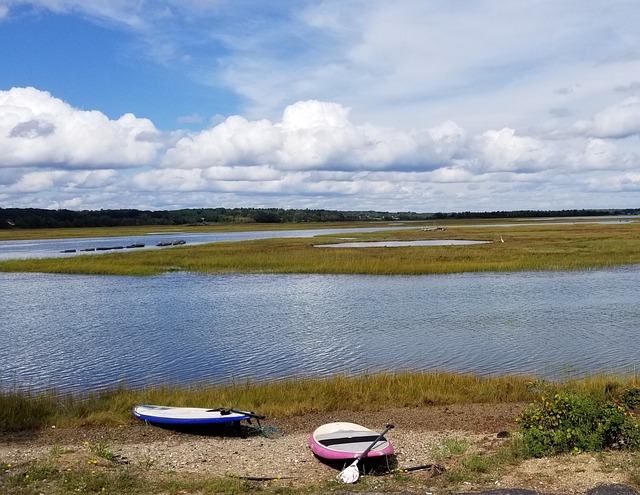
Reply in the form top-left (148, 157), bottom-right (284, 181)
top-left (337, 423), bottom-right (394, 483)
top-left (381, 463), bottom-right (446, 476)
top-left (207, 407), bottom-right (266, 420)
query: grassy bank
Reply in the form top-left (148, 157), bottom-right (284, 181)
top-left (3, 371), bottom-right (640, 495)
top-left (2, 371), bottom-right (638, 433)
top-left (1, 221), bottom-right (639, 275)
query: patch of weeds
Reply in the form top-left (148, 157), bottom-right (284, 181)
top-left (437, 436), bottom-right (524, 488)
top-left (3, 458), bottom-right (143, 494)
top-left (62, 467), bottom-right (142, 494)
top-left (444, 467), bottom-right (471, 484)
top-left (442, 436), bottom-right (469, 455)
top-left (110, 469), bottom-right (143, 493)
top-left (159, 476), bottom-right (256, 494)
top-left (443, 452), bottom-right (500, 485)
top-left (464, 453), bottom-right (494, 474)
top-left (598, 451), bottom-right (640, 487)
top-left (4, 459), bottom-right (57, 492)
top-left (87, 441), bottom-right (116, 462)
top-left (139, 454), bottom-right (155, 470)
top-left (430, 437), bottom-right (481, 485)
top-left (628, 454), bottom-right (640, 486)
top-left (49, 443), bottom-right (66, 459)
top-left (431, 435), bottom-right (470, 462)
top-left (494, 434), bottom-right (529, 469)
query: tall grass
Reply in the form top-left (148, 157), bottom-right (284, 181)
top-left (2, 371), bottom-right (638, 432)
top-left (1, 222), bottom-right (639, 276)
top-left (0, 389), bottom-right (61, 431)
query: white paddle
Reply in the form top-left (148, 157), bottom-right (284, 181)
top-left (337, 423), bottom-right (394, 483)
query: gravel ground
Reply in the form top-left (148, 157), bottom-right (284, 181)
top-left (2, 404), bottom-right (639, 494)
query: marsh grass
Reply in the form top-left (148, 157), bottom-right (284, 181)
top-left (0, 389), bottom-right (61, 431)
top-left (0, 221), bottom-right (378, 241)
top-left (2, 221), bottom-right (639, 276)
top-left (2, 372), bottom-right (639, 433)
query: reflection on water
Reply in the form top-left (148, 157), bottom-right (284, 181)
top-left (2, 266), bottom-right (639, 393)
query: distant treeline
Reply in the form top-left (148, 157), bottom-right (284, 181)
top-left (0, 207), bottom-right (638, 229)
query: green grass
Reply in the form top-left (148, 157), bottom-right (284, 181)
top-left (2, 221), bottom-right (640, 275)
top-left (2, 459), bottom-right (145, 495)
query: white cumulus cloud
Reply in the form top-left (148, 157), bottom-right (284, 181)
top-left (2, 88), bottom-right (640, 212)
top-left (162, 100), bottom-right (469, 174)
top-left (573, 97), bottom-right (640, 139)
top-left (0, 87), bottom-right (162, 168)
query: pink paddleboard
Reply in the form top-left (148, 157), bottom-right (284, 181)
top-left (309, 422), bottom-right (394, 460)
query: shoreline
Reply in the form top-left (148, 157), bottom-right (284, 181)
top-left (2, 404), bottom-right (638, 494)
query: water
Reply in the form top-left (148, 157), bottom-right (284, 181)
top-left (2, 267), bottom-right (639, 393)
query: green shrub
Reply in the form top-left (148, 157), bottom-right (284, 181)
top-left (620, 386), bottom-right (640, 409)
top-left (517, 385), bottom-right (640, 457)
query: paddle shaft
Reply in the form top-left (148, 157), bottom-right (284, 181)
top-left (354, 423), bottom-right (394, 463)
top-left (229, 408), bottom-right (266, 420)
top-left (379, 463), bottom-right (446, 476)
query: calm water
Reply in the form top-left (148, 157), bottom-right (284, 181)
top-left (2, 267), bottom-right (639, 393)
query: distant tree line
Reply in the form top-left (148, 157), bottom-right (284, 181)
top-left (0, 207), bottom-right (638, 230)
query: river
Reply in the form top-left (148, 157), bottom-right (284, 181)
top-left (2, 266), bottom-right (638, 393)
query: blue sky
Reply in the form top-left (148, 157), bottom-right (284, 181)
top-left (1, 1), bottom-right (640, 212)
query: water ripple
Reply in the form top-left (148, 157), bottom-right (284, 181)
top-left (2, 268), bottom-right (640, 393)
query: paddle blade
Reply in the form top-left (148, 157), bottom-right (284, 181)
top-left (337, 463), bottom-right (360, 483)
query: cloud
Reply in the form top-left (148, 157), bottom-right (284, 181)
top-left (585, 172), bottom-right (640, 193)
top-left (205, 1), bottom-right (640, 134)
top-left (0, 87), bottom-right (163, 168)
top-left (177, 113), bottom-right (203, 124)
top-left (162, 100), bottom-right (468, 174)
top-left (3, 83), bottom-right (640, 212)
top-left (573, 97), bottom-right (640, 139)
top-left (472, 129), bottom-right (554, 173)
top-left (160, 96), bottom-right (640, 185)
top-left (7, 170), bottom-right (67, 193)
top-left (2, 0), bottom-right (149, 29)
top-left (9, 119), bottom-right (56, 138)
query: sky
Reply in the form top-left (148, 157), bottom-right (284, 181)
top-left (1, 1), bottom-right (640, 213)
